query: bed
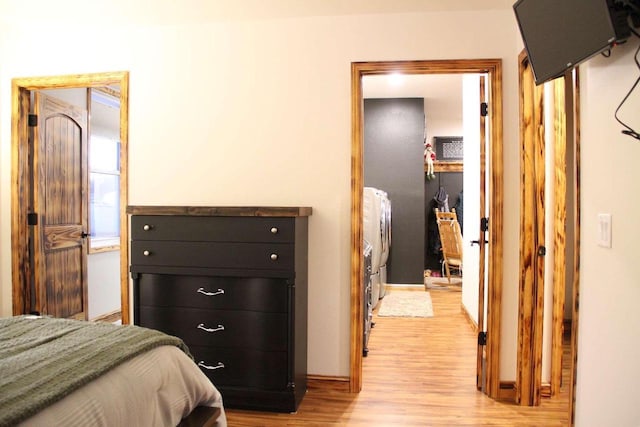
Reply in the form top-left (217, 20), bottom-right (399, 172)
top-left (0, 315), bottom-right (226, 427)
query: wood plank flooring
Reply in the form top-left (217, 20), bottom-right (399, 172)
top-left (225, 287), bottom-right (569, 426)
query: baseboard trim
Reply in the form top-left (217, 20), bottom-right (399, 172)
top-left (498, 381), bottom-right (516, 401)
top-left (386, 284), bottom-right (424, 291)
top-left (460, 303), bottom-right (478, 332)
top-left (91, 310), bottom-right (122, 323)
top-left (307, 375), bottom-right (350, 392)
top-left (541, 383), bottom-right (552, 398)
top-left (563, 319), bottom-right (572, 339)
top-left (496, 381), bottom-right (551, 401)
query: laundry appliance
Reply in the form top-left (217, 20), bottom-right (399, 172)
top-left (363, 187), bottom-right (392, 308)
top-left (378, 191), bottom-right (391, 298)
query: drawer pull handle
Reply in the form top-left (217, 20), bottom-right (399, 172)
top-left (270, 227), bottom-right (278, 234)
top-left (197, 361), bottom-right (225, 371)
top-left (143, 224), bottom-right (151, 231)
top-left (196, 287), bottom-right (224, 297)
top-left (143, 250), bottom-right (151, 256)
top-left (197, 323), bottom-right (225, 333)
top-left (270, 253), bottom-right (278, 261)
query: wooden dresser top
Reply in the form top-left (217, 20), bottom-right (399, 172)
top-left (126, 206), bottom-right (312, 217)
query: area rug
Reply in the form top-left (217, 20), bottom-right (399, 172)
top-left (377, 291), bottom-right (434, 318)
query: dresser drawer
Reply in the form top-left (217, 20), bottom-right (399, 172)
top-left (139, 306), bottom-right (288, 351)
top-left (131, 241), bottom-right (294, 270)
top-left (138, 274), bottom-right (288, 312)
top-left (131, 215), bottom-right (295, 243)
top-left (189, 346), bottom-right (288, 390)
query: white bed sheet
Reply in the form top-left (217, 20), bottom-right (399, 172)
top-left (18, 345), bottom-right (226, 427)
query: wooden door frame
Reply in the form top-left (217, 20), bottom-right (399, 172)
top-left (11, 71), bottom-right (130, 324)
top-left (550, 76), bottom-right (568, 398)
top-left (568, 68), bottom-right (581, 427)
top-left (350, 59), bottom-right (504, 399)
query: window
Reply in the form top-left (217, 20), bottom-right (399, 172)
top-left (89, 134), bottom-right (120, 251)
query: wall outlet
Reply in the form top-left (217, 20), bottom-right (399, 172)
top-left (597, 213), bottom-right (612, 248)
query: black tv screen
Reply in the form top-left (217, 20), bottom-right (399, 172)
top-left (513, 0), bottom-right (625, 85)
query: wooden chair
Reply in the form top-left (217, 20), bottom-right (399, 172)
top-left (435, 208), bottom-right (463, 283)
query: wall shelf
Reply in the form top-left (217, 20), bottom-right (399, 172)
top-left (425, 161), bottom-right (463, 173)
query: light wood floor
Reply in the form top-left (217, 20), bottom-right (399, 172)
top-left (225, 287), bottom-right (570, 426)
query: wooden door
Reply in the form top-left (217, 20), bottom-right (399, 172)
top-left (31, 93), bottom-right (89, 320)
top-left (516, 53), bottom-right (546, 405)
top-left (476, 75), bottom-right (489, 391)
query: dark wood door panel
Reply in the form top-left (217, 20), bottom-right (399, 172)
top-left (34, 93), bottom-right (88, 320)
top-left (45, 247), bottom-right (84, 319)
top-left (139, 306), bottom-right (288, 351)
top-left (43, 115), bottom-right (83, 224)
top-left (43, 224), bottom-right (84, 251)
top-left (138, 274), bottom-right (288, 312)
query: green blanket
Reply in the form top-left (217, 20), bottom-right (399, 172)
top-left (0, 316), bottom-right (190, 426)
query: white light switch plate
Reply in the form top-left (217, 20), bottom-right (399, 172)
top-left (597, 213), bottom-right (612, 248)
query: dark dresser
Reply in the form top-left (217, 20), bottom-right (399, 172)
top-left (127, 206), bottom-right (311, 413)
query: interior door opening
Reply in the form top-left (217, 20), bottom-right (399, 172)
top-left (350, 59), bottom-right (504, 399)
top-left (361, 72), bottom-right (487, 351)
top-left (11, 72), bottom-right (130, 324)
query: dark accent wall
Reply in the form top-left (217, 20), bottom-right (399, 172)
top-left (364, 98), bottom-right (424, 284)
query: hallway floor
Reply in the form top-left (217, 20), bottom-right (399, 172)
top-left (225, 287), bottom-right (570, 426)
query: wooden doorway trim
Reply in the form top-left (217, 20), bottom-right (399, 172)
top-left (568, 68), bottom-right (581, 427)
top-left (550, 77), bottom-right (568, 397)
top-left (350, 59), bottom-right (504, 398)
top-left (11, 71), bottom-right (130, 323)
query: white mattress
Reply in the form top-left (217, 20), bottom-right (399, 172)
top-left (19, 345), bottom-right (226, 427)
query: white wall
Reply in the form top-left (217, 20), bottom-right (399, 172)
top-left (575, 40), bottom-right (640, 426)
top-left (426, 118), bottom-right (462, 149)
top-left (88, 251), bottom-right (121, 319)
top-left (424, 76), bottom-right (463, 147)
top-left (461, 74), bottom-right (480, 323)
top-left (0, 6), bottom-right (520, 379)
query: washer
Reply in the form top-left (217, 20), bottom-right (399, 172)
top-left (363, 187), bottom-right (383, 307)
top-left (378, 191), bottom-right (391, 298)
top-left (364, 187), bottom-right (393, 305)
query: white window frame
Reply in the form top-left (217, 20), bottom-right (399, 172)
top-left (88, 89), bottom-right (121, 254)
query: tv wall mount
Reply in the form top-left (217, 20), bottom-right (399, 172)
top-left (616, 0), bottom-right (640, 29)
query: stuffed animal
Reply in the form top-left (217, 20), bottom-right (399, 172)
top-left (424, 143), bottom-right (436, 180)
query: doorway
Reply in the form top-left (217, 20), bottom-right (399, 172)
top-left (350, 59), bottom-right (504, 398)
top-left (11, 72), bottom-right (130, 324)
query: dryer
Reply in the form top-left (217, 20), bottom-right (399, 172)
top-left (363, 187), bottom-right (392, 306)
top-left (363, 187), bottom-right (382, 306)
top-left (378, 191), bottom-right (391, 298)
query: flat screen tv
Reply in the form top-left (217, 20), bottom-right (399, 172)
top-left (513, 0), bottom-right (630, 85)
